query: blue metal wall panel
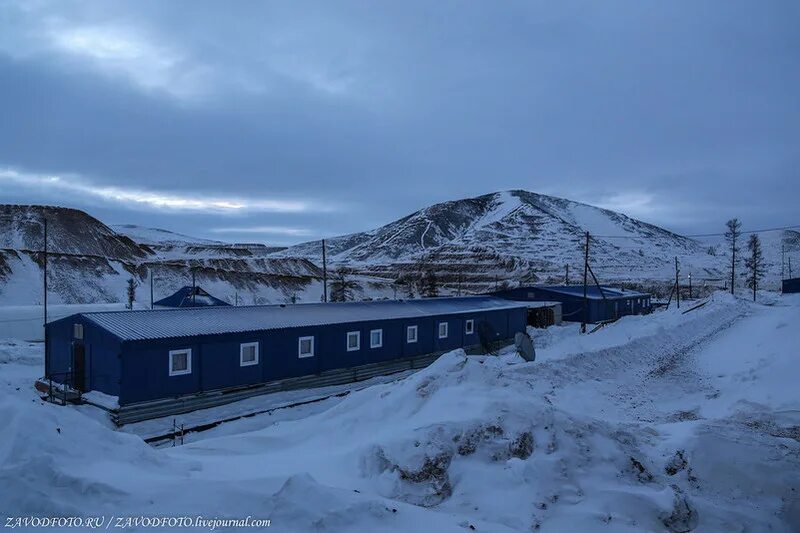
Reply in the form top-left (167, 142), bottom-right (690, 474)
top-left (46, 314), bottom-right (122, 397)
top-left (199, 336), bottom-right (264, 391)
top-left (783, 278), bottom-right (800, 293)
top-left (46, 317), bottom-right (73, 382)
top-left (120, 341), bottom-right (201, 404)
top-left (84, 321), bottom-right (122, 397)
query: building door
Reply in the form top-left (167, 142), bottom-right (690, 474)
top-left (72, 342), bottom-right (86, 391)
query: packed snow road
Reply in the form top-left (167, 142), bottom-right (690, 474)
top-left (0, 292), bottom-right (797, 532)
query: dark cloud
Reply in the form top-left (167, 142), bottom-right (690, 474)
top-left (1, 0), bottom-right (798, 243)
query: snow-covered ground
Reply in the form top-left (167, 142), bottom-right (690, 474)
top-left (0, 292), bottom-right (798, 531)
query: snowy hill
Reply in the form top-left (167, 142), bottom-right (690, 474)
top-left (0, 205), bottom-right (322, 306)
top-left (279, 190), bottom-right (726, 288)
top-left (111, 224), bottom-right (222, 246)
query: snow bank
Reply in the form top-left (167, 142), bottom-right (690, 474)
top-left (0, 292), bottom-right (796, 531)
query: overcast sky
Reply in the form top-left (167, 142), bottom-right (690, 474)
top-left (1, 1), bottom-right (798, 245)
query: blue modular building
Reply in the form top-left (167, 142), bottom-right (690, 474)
top-left (783, 278), bottom-right (800, 294)
top-left (45, 296), bottom-right (527, 416)
top-left (493, 285), bottom-right (651, 323)
top-left (153, 286), bottom-right (230, 308)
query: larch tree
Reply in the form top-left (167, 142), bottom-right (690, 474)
top-left (724, 218), bottom-right (742, 295)
top-left (745, 234), bottom-right (765, 301)
top-left (126, 278), bottom-right (136, 310)
top-left (329, 267), bottom-right (361, 302)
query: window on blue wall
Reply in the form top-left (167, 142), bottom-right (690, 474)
top-left (438, 322), bottom-right (448, 339)
top-left (298, 336), bottom-right (314, 358)
top-left (347, 331), bottom-right (361, 351)
top-left (73, 323), bottom-right (83, 340)
top-left (169, 349), bottom-right (191, 376)
top-left (406, 325), bottom-right (418, 343)
top-left (465, 319), bottom-right (474, 335)
top-left (240, 342), bottom-right (259, 367)
top-left (370, 329), bottom-right (383, 348)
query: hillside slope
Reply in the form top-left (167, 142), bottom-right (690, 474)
top-left (279, 190), bottom-right (726, 287)
top-left (0, 206), bottom-right (322, 306)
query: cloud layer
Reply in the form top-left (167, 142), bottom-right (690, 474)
top-left (0, 1), bottom-right (798, 243)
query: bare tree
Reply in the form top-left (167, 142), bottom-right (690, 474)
top-left (330, 267), bottom-right (361, 302)
top-left (421, 269), bottom-right (440, 298)
top-left (724, 218), bottom-right (742, 295)
top-left (745, 234), bottom-right (765, 301)
top-left (393, 273), bottom-right (415, 299)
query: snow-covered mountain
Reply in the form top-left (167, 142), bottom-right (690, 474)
top-left (279, 190), bottom-right (729, 289)
top-left (0, 205), bottom-right (322, 305)
top-left (112, 224), bottom-right (222, 246)
top-left (2, 193), bottom-right (795, 305)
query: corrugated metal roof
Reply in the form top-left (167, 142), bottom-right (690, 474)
top-left (538, 285), bottom-right (650, 300)
top-left (80, 296), bottom-right (527, 341)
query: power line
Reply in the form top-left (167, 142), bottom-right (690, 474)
top-left (592, 224), bottom-right (800, 239)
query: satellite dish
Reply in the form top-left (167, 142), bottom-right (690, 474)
top-left (515, 331), bottom-right (535, 362)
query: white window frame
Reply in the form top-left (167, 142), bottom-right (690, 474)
top-left (346, 331), bottom-right (361, 352)
top-left (406, 325), bottom-right (418, 343)
top-left (370, 329), bottom-right (383, 349)
top-left (239, 342), bottom-right (259, 367)
top-left (464, 319), bottom-right (474, 335)
top-left (298, 336), bottom-right (315, 358)
top-left (438, 322), bottom-right (449, 339)
top-left (73, 323), bottom-right (84, 340)
top-left (168, 348), bottom-right (192, 376)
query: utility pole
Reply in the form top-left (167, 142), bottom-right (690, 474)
top-left (150, 268), bottom-right (154, 310)
top-left (582, 232), bottom-right (589, 333)
top-left (322, 239), bottom-right (328, 303)
top-left (565, 264), bottom-right (569, 285)
top-left (675, 257), bottom-right (680, 309)
top-left (43, 216), bottom-right (49, 379)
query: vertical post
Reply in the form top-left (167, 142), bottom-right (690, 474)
top-left (675, 257), bottom-right (680, 309)
top-left (322, 239), bottom-right (328, 303)
top-left (790, 257), bottom-right (793, 279)
top-left (781, 244), bottom-right (785, 281)
top-left (688, 273), bottom-right (692, 300)
top-left (565, 264), bottom-right (569, 285)
top-left (43, 216), bottom-right (49, 378)
top-left (582, 231), bottom-right (589, 333)
top-left (150, 268), bottom-right (154, 310)
top-left (730, 234), bottom-right (736, 296)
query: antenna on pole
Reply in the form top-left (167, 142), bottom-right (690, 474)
top-left (43, 215), bottom-right (49, 379)
top-left (322, 239), bottom-right (328, 303)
